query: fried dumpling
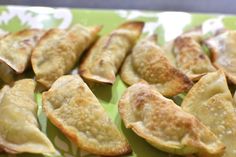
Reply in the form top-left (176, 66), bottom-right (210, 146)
top-left (120, 35), bottom-right (193, 97)
top-left (182, 70), bottom-right (236, 157)
top-left (173, 35), bottom-right (216, 81)
top-left (80, 21), bottom-right (144, 84)
top-left (31, 24), bottom-right (101, 88)
top-left (0, 29), bottom-right (45, 83)
top-left (42, 75), bottom-right (131, 156)
top-left (205, 30), bottom-right (236, 84)
top-left (0, 79), bottom-right (55, 154)
top-left (161, 27), bottom-right (203, 67)
top-left (0, 29), bottom-right (45, 73)
top-left (118, 82), bottom-right (225, 156)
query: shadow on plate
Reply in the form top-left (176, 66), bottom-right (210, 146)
top-left (92, 82), bottom-right (112, 103)
top-left (46, 119), bottom-right (81, 157)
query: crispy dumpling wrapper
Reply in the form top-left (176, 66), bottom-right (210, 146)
top-left (161, 27), bottom-right (203, 67)
top-left (0, 29), bottom-right (45, 83)
top-left (120, 35), bottom-right (193, 97)
top-left (173, 35), bottom-right (216, 81)
top-left (31, 24), bottom-right (101, 88)
top-left (163, 27), bottom-right (203, 58)
top-left (0, 29), bottom-right (45, 73)
top-left (163, 25), bottom-right (221, 81)
top-left (118, 82), bottom-right (225, 156)
top-left (0, 79), bottom-right (55, 154)
top-left (205, 30), bottom-right (236, 84)
top-left (42, 75), bottom-right (131, 156)
top-left (80, 21), bottom-right (144, 84)
top-left (182, 70), bottom-right (236, 157)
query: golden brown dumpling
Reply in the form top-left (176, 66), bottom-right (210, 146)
top-left (161, 26), bottom-right (204, 68)
top-left (182, 70), bottom-right (236, 157)
top-left (31, 24), bottom-right (101, 88)
top-left (0, 29), bottom-right (45, 73)
top-left (161, 27), bottom-right (203, 67)
top-left (173, 35), bottom-right (216, 81)
top-left (42, 75), bottom-right (131, 156)
top-left (0, 79), bottom-right (55, 154)
top-left (120, 35), bottom-right (193, 97)
top-left (118, 82), bottom-right (225, 156)
top-left (80, 21), bottom-right (144, 84)
top-left (205, 30), bottom-right (236, 84)
top-left (0, 29), bottom-right (45, 83)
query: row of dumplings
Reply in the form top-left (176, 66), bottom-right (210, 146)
top-left (0, 24), bottom-right (101, 87)
top-left (1, 71), bottom-right (234, 156)
top-left (120, 71), bottom-right (236, 157)
top-left (0, 20), bottom-right (235, 157)
top-left (0, 20), bottom-right (235, 92)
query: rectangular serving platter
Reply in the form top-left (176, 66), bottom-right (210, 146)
top-left (0, 5), bottom-right (235, 157)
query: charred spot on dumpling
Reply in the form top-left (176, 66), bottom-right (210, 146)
top-left (198, 54), bottom-right (205, 59)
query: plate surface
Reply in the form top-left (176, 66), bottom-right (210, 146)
top-left (0, 5), bottom-right (235, 157)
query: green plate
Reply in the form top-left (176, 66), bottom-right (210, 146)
top-left (0, 5), bottom-right (235, 157)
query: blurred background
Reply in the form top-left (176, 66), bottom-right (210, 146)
top-left (0, 0), bottom-right (234, 14)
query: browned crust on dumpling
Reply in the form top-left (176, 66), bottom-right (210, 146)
top-left (79, 36), bottom-right (115, 84)
top-left (31, 24), bottom-right (102, 89)
top-left (44, 109), bottom-right (131, 156)
top-left (119, 82), bottom-right (225, 156)
top-left (173, 36), bottom-right (216, 81)
top-left (42, 75), bottom-right (131, 156)
top-left (120, 35), bottom-right (193, 97)
top-left (0, 29), bottom-right (45, 73)
top-left (31, 29), bottom-right (64, 88)
top-left (118, 21), bottom-right (145, 31)
top-left (79, 21), bottom-right (144, 84)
